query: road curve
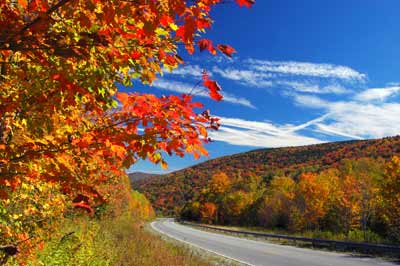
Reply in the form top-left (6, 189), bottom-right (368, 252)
top-left (151, 219), bottom-right (398, 266)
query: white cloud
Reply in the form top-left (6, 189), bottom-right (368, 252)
top-left (209, 59), bottom-right (365, 95)
top-left (281, 82), bottom-right (350, 94)
top-left (291, 93), bottom-right (330, 109)
top-left (212, 67), bottom-right (274, 88)
top-left (291, 94), bottom-right (400, 139)
top-left (246, 59), bottom-right (367, 81)
top-left (152, 79), bottom-right (256, 109)
top-left (164, 65), bottom-right (206, 78)
top-left (314, 123), bottom-right (362, 140)
top-left (283, 114), bottom-right (330, 133)
top-left (217, 117), bottom-right (284, 136)
top-left (208, 116), bottom-right (324, 147)
top-left (354, 86), bottom-right (400, 102)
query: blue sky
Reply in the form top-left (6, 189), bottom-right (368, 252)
top-left (127, 1), bottom-right (400, 173)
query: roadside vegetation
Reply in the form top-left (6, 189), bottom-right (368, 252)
top-left (180, 156), bottom-right (400, 245)
top-left (3, 175), bottom-right (211, 266)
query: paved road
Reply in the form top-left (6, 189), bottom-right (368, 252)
top-left (151, 219), bottom-right (398, 266)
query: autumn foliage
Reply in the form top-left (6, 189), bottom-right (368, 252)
top-left (0, 0), bottom-right (254, 261)
top-left (181, 157), bottom-right (400, 243)
top-left (134, 137), bottom-right (400, 243)
top-left (134, 136), bottom-right (400, 217)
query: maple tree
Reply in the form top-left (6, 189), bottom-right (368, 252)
top-left (293, 173), bottom-right (330, 230)
top-left (0, 0), bottom-right (255, 260)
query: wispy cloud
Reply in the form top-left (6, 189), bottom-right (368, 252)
top-left (153, 79), bottom-right (256, 109)
top-left (208, 116), bottom-right (324, 147)
top-left (212, 67), bottom-right (274, 88)
top-left (354, 86), bottom-right (400, 102)
top-left (163, 65), bottom-right (206, 78)
top-left (291, 93), bottom-right (329, 109)
top-left (314, 123), bottom-right (363, 140)
top-left (246, 59), bottom-right (367, 81)
top-left (281, 82), bottom-right (350, 94)
top-left (207, 58), bottom-right (366, 95)
top-left (291, 94), bottom-right (400, 139)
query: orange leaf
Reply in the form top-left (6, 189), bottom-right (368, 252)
top-left (203, 80), bottom-right (223, 101)
top-left (116, 92), bottom-right (129, 106)
top-left (198, 39), bottom-right (216, 54)
top-left (18, 0), bottom-right (28, 8)
top-left (217, 44), bottom-right (236, 58)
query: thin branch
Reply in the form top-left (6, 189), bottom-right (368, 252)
top-left (18, 0), bottom-right (72, 37)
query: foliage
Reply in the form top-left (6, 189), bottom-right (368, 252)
top-left (134, 136), bottom-right (400, 216)
top-left (0, 179), bottom-right (66, 264)
top-left (178, 157), bottom-right (399, 244)
top-left (209, 172), bottom-right (231, 195)
top-left (258, 176), bottom-right (295, 229)
top-left (7, 211), bottom-right (211, 266)
top-left (0, 0), bottom-right (254, 260)
top-left (291, 173), bottom-right (331, 230)
top-left (183, 171), bottom-right (263, 225)
top-left (381, 156), bottom-right (400, 241)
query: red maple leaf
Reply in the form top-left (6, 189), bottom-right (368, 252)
top-left (203, 80), bottom-right (223, 101)
top-left (217, 44), bottom-right (236, 58)
top-left (198, 39), bottom-right (216, 54)
top-left (236, 0), bottom-right (255, 8)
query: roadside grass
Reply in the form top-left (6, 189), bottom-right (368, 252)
top-left (6, 215), bottom-right (215, 266)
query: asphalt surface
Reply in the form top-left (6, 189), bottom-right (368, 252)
top-left (151, 219), bottom-right (399, 266)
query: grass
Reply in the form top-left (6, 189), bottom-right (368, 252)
top-left (6, 214), bottom-right (220, 266)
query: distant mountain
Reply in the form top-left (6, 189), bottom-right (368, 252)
top-left (131, 136), bottom-right (400, 216)
top-left (128, 172), bottom-right (160, 184)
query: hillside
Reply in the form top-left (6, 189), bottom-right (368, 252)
top-left (132, 136), bottom-right (400, 216)
top-left (128, 172), bottom-right (160, 184)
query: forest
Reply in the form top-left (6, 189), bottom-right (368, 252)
top-left (133, 136), bottom-right (400, 214)
top-left (132, 136), bottom-right (400, 244)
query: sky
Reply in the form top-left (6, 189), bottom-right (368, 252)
top-left (126, 0), bottom-right (400, 174)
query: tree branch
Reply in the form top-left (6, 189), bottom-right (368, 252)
top-left (18, 0), bottom-right (73, 37)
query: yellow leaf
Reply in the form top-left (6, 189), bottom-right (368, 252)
top-left (169, 23), bottom-right (178, 31)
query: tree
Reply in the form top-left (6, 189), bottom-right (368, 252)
top-left (382, 156), bottom-right (400, 241)
top-left (291, 173), bottom-right (330, 230)
top-left (209, 172), bottom-right (232, 195)
top-left (223, 190), bottom-right (252, 223)
top-left (0, 0), bottom-right (254, 259)
top-left (199, 202), bottom-right (217, 224)
top-left (339, 159), bottom-right (383, 240)
top-left (258, 176), bottom-right (295, 229)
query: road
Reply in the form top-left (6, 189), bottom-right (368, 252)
top-left (151, 219), bottom-right (398, 266)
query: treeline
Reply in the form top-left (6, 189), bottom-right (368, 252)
top-left (180, 157), bottom-right (400, 243)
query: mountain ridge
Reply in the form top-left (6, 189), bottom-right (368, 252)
top-left (132, 135), bottom-right (400, 215)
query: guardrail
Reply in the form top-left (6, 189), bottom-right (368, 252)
top-left (180, 221), bottom-right (400, 255)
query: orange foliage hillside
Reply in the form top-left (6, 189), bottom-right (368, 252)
top-left (132, 136), bottom-right (400, 216)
